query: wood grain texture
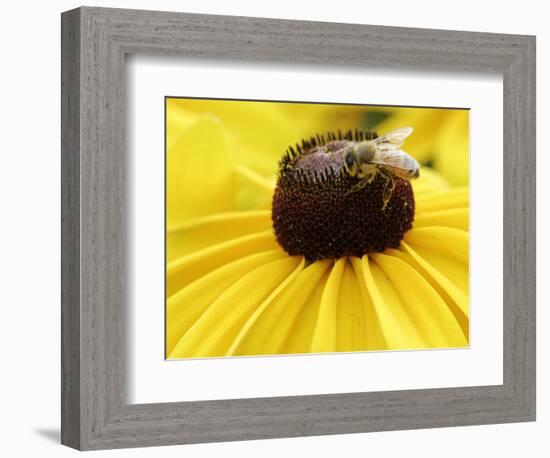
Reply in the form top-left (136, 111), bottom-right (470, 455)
top-left (60, 8), bottom-right (81, 449)
top-left (60, 6), bottom-right (536, 450)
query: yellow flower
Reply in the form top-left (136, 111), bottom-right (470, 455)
top-left (166, 99), bottom-right (469, 358)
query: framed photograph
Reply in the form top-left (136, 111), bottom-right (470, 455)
top-left (61, 6), bottom-right (536, 450)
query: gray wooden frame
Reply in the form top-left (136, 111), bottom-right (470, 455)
top-left (61, 6), bottom-right (536, 451)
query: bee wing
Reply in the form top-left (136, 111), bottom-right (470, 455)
top-left (370, 149), bottom-right (419, 173)
top-left (373, 126), bottom-right (413, 150)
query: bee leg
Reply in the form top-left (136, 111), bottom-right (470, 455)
top-left (347, 169), bottom-right (377, 195)
top-left (349, 178), bottom-right (368, 193)
top-left (381, 171), bottom-right (395, 210)
top-left (363, 169), bottom-right (378, 184)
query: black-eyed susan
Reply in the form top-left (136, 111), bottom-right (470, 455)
top-left (166, 99), bottom-right (469, 359)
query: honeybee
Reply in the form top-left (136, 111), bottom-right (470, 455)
top-left (342, 127), bottom-right (420, 209)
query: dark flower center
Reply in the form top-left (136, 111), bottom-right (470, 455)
top-left (271, 130), bottom-right (415, 261)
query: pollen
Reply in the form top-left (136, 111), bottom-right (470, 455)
top-left (271, 130), bottom-right (415, 261)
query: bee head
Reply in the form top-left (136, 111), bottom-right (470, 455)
top-left (343, 150), bottom-right (358, 176)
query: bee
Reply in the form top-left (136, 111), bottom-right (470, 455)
top-left (342, 127), bottom-right (420, 209)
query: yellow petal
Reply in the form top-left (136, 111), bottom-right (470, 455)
top-left (403, 228), bottom-right (469, 311)
top-left (166, 103), bottom-right (200, 151)
top-left (170, 257), bottom-right (303, 358)
top-left (310, 258), bottom-right (347, 353)
top-left (228, 259), bottom-right (332, 356)
top-left (350, 258), bottom-right (387, 350)
top-left (166, 115), bottom-right (235, 226)
top-left (372, 253), bottom-right (467, 348)
top-left (166, 250), bottom-right (284, 355)
top-left (166, 231), bottom-right (279, 297)
top-left (354, 257), bottom-right (425, 349)
top-left (233, 164), bottom-right (275, 211)
top-left (336, 260), bottom-right (368, 352)
top-left (167, 99), bottom-right (299, 176)
top-left (432, 110), bottom-right (470, 186)
top-left (405, 226), bottom-right (469, 267)
top-left (167, 210), bottom-right (272, 262)
top-left (280, 271), bottom-right (330, 355)
top-left (415, 187), bottom-right (468, 214)
top-left (395, 244), bottom-right (469, 339)
top-left (412, 167), bottom-right (450, 197)
top-left (414, 208), bottom-right (469, 231)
